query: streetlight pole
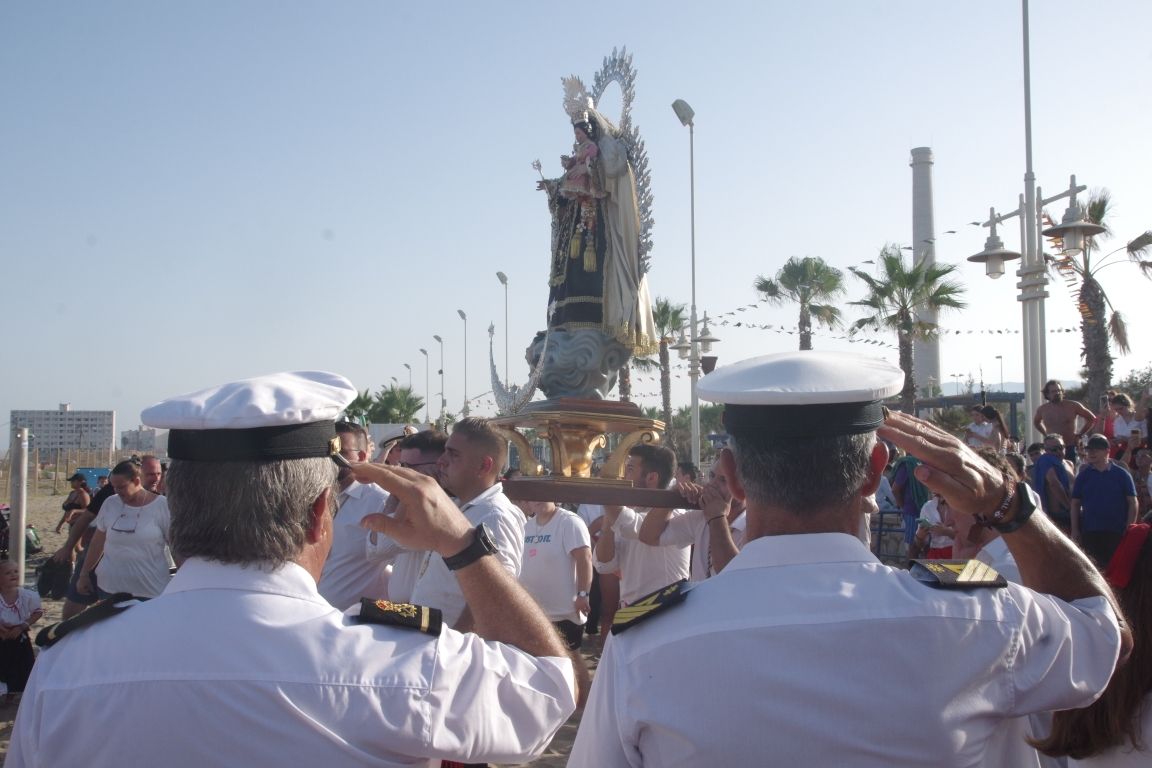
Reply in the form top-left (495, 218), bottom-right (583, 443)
top-left (418, 349), bottom-right (430, 424)
top-left (403, 362), bottom-right (412, 389)
top-left (496, 272), bottom-right (509, 385)
top-left (672, 98), bottom-right (701, 466)
top-left (995, 355), bottom-right (1004, 392)
top-left (457, 309), bottom-right (469, 416)
top-left (967, 2), bottom-right (1103, 441)
top-left (433, 335), bottom-right (446, 424)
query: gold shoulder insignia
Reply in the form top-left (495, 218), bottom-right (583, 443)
top-left (611, 579), bottom-right (690, 635)
top-left (357, 598), bottom-right (443, 636)
top-left (35, 592), bottom-right (142, 649)
top-left (909, 559), bottom-right (1007, 589)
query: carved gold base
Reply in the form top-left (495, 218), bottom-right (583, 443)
top-left (489, 398), bottom-right (664, 480)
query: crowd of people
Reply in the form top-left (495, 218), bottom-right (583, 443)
top-left (3, 358), bottom-right (1151, 766)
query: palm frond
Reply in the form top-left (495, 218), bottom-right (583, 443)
top-left (808, 304), bottom-right (842, 330)
top-left (1127, 232), bottom-right (1152, 277)
top-left (1109, 311), bottom-right (1131, 355)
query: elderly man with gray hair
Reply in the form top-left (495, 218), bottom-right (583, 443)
top-left (9, 371), bottom-right (576, 767)
top-left (571, 351), bottom-right (1128, 767)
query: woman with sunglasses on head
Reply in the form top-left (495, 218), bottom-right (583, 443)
top-left (77, 459), bottom-right (174, 600)
top-left (1033, 524), bottom-right (1152, 765)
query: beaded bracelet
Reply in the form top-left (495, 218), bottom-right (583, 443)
top-left (974, 482), bottom-right (1017, 529)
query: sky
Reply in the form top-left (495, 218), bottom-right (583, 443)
top-left (2, 1), bottom-right (1150, 444)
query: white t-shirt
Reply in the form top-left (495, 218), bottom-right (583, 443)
top-left (966, 421), bottom-right (995, 448)
top-left (920, 498), bottom-right (955, 550)
top-left (1113, 414), bottom-right (1147, 442)
top-left (0, 588), bottom-right (41, 627)
top-left (94, 494), bottom-right (173, 597)
top-left (597, 508), bottom-right (690, 605)
top-left (519, 510), bottom-right (591, 624)
top-left (614, 507), bottom-right (712, 582)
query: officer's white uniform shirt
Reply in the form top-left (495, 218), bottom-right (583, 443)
top-left (318, 480), bottom-right (390, 610)
top-left (9, 558), bottom-right (576, 768)
top-left (410, 482), bottom-right (525, 626)
top-left (596, 508), bottom-right (690, 604)
top-left (571, 533), bottom-right (1120, 768)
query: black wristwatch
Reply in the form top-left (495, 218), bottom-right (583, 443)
top-left (443, 524), bottom-right (497, 571)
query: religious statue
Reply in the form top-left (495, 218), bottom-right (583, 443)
top-left (528, 55), bottom-right (657, 401)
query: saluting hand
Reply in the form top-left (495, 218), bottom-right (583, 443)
top-left (351, 463), bottom-right (473, 558)
top-left (878, 410), bottom-right (1011, 518)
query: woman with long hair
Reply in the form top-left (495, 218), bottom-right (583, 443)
top-left (1034, 523), bottom-right (1152, 764)
top-left (980, 405), bottom-right (1011, 454)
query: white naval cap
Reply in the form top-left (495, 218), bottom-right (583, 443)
top-left (697, 350), bottom-right (904, 438)
top-left (141, 371), bottom-right (357, 461)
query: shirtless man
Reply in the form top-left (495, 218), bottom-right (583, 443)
top-left (1033, 380), bottom-right (1095, 461)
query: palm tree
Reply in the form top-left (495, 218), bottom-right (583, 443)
top-left (755, 256), bottom-right (845, 350)
top-left (1044, 190), bottom-right (1152, 405)
top-left (343, 389), bottom-right (375, 424)
top-left (651, 298), bottom-right (688, 432)
top-left (849, 245), bottom-right (967, 412)
top-left (368, 384), bottom-right (424, 424)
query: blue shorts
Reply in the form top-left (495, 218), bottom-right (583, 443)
top-left (64, 548), bottom-right (100, 606)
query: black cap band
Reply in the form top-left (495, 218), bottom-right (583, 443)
top-left (168, 421), bottom-right (338, 462)
top-left (723, 402), bottom-right (885, 439)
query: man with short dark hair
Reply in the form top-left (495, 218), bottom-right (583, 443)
top-left (1071, 433), bottom-right (1138, 567)
top-left (571, 351), bottom-right (1126, 767)
top-left (361, 429), bottom-right (448, 603)
top-left (595, 444), bottom-right (689, 606)
top-left (410, 417), bottom-right (525, 629)
top-left (674, 461), bottom-right (698, 485)
top-left (10, 372), bottom-right (576, 766)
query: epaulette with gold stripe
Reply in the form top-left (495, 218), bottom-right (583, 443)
top-left (35, 592), bottom-right (142, 649)
top-left (356, 598), bottom-right (443, 636)
top-left (611, 579), bottom-right (690, 635)
top-left (909, 559), bottom-right (1007, 589)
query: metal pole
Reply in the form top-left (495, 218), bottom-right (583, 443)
top-left (420, 349), bottom-right (430, 424)
top-left (1018, 0), bottom-right (1048, 442)
top-left (688, 122), bottom-right (700, 466)
top-left (11, 429), bottom-right (29, 584)
top-left (462, 314), bottom-right (470, 417)
top-left (504, 280), bottom-right (509, 386)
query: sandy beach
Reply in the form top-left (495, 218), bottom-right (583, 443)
top-left (0, 485), bottom-right (588, 766)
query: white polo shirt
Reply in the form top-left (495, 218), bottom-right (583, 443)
top-left (410, 483), bottom-right (525, 626)
top-left (572, 533), bottom-right (1120, 768)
